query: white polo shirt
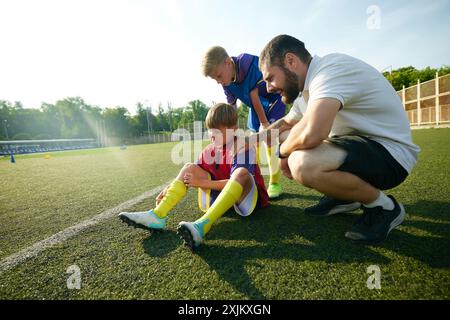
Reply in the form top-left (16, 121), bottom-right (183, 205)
top-left (287, 54), bottom-right (420, 174)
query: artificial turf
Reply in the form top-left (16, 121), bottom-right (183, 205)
top-left (0, 128), bottom-right (449, 299)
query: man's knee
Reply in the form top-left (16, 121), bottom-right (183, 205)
top-left (280, 158), bottom-right (293, 179)
top-left (288, 151), bottom-right (321, 188)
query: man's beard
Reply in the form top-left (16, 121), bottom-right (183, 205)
top-left (280, 66), bottom-right (302, 104)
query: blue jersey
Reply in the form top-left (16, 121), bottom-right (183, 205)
top-left (223, 53), bottom-right (285, 131)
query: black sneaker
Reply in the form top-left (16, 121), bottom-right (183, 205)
top-left (305, 196), bottom-right (361, 217)
top-left (345, 195), bottom-right (405, 244)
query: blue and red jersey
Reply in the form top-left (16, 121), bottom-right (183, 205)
top-left (196, 143), bottom-right (269, 208)
top-left (223, 53), bottom-right (286, 131)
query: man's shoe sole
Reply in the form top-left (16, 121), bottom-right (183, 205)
top-left (306, 202), bottom-right (361, 217)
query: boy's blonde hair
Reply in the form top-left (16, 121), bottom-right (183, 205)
top-left (201, 46), bottom-right (229, 77)
top-left (205, 103), bottom-right (237, 129)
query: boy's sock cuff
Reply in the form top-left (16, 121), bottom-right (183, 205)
top-left (171, 179), bottom-right (187, 195)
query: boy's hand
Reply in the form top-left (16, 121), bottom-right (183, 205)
top-left (259, 122), bottom-right (270, 132)
top-left (155, 186), bottom-right (169, 205)
top-left (183, 173), bottom-right (203, 188)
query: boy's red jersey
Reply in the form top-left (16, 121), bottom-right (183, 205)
top-left (196, 143), bottom-right (269, 208)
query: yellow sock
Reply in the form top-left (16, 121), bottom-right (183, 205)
top-left (265, 145), bottom-right (281, 185)
top-left (153, 179), bottom-right (187, 218)
top-left (256, 145), bottom-right (261, 165)
top-left (195, 180), bottom-right (243, 235)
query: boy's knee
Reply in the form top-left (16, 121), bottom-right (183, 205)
top-left (182, 162), bottom-right (197, 171)
top-left (231, 167), bottom-right (250, 183)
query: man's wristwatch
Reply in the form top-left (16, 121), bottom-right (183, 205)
top-left (276, 143), bottom-right (288, 159)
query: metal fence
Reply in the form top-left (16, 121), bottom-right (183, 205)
top-left (123, 133), bottom-right (194, 146)
top-left (121, 117), bottom-right (250, 147)
top-left (398, 73), bottom-right (450, 127)
top-left (0, 139), bottom-right (97, 156)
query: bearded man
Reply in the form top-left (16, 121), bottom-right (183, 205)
top-left (256, 34), bottom-right (420, 244)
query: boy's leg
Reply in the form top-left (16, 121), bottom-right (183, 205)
top-left (119, 163), bottom-right (207, 229)
top-left (233, 173), bottom-right (259, 217)
top-left (255, 141), bottom-right (281, 199)
top-left (197, 173), bottom-right (212, 212)
top-left (177, 168), bottom-right (253, 249)
top-left (265, 99), bottom-right (286, 198)
top-left (263, 141), bottom-right (282, 198)
top-left (196, 167), bottom-right (253, 234)
top-left (152, 163), bottom-right (209, 218)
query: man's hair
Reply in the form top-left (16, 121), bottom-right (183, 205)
top-left (201, 46), bottom-right (229, 77)
top-left (259, 35), bottom-right (311, 69)
top-left (205, 103), bottom-right (237, 129)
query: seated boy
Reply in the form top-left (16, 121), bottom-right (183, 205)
top-left (119, 103), bottom-right (269, 250)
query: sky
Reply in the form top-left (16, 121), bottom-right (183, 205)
top-left (0, 0), bottom-right (449, 115)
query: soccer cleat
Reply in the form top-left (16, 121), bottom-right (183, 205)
top-left (305, 195), bottom-right (361, 217)
top-left (267, 183), bottom-right (282, 199)
top-left (177, 221), bottom-right (204, 250)
top-left (118, 210), bottom-right (167, 230)
top-left (345, 195), bottom-right (405, 244)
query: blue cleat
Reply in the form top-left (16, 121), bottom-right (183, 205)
top-left (177, 220), bottom-right (207, 250)
top-left (119, 209), bottom-right (166, 230)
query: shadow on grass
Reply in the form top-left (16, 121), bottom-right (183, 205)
top-left (404, 200), bottom-right (450, 222)
top-left (266, 192), bottom-right (321, 202)
top-left (142, 230), bottom-right (180, 257)
top-left (194, 204), bottom-right (389, 299)
top-left (382, 200), bottom-right (450, 269)
top-left (141, 203), bottom-right (387, 299)
top-left (141, 199), bottom-right (450, 299)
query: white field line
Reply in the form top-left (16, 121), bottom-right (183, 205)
top-left (0, 182), bottom-right (169, 274)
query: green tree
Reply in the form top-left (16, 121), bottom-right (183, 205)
top-left (155, 103), bottom-right (170, 132)
top-left (384, 65), bottom-right (450, 91)
top-left (187, 100), bottom-right (209, 122)
top-left (103, 107), bottom-right (131, 139)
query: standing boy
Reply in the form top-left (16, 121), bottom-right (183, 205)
top-left (202, 46), bottom-right (286, 199)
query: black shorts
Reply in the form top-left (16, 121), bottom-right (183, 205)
top-left (328, 135), bottom-right (408, 190)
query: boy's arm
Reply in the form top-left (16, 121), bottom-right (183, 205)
top-left (249, 88), bottom-right (269, 129)
top-left (183, 173), bottom-right (228, 191)
top-left (198, 179), bottom-right (229, 191)
top-left (224, 88), bottom-right (237, 108)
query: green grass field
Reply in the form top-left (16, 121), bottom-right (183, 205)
top-left (0, 129), bottom-right (449, 299)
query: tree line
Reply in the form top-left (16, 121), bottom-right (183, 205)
top-left (383, 65), bottom-right (450, 91)
top-left (0, 97), bottom-right (249, 141)
top-left (1, 65), bottom-right (448, 141)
